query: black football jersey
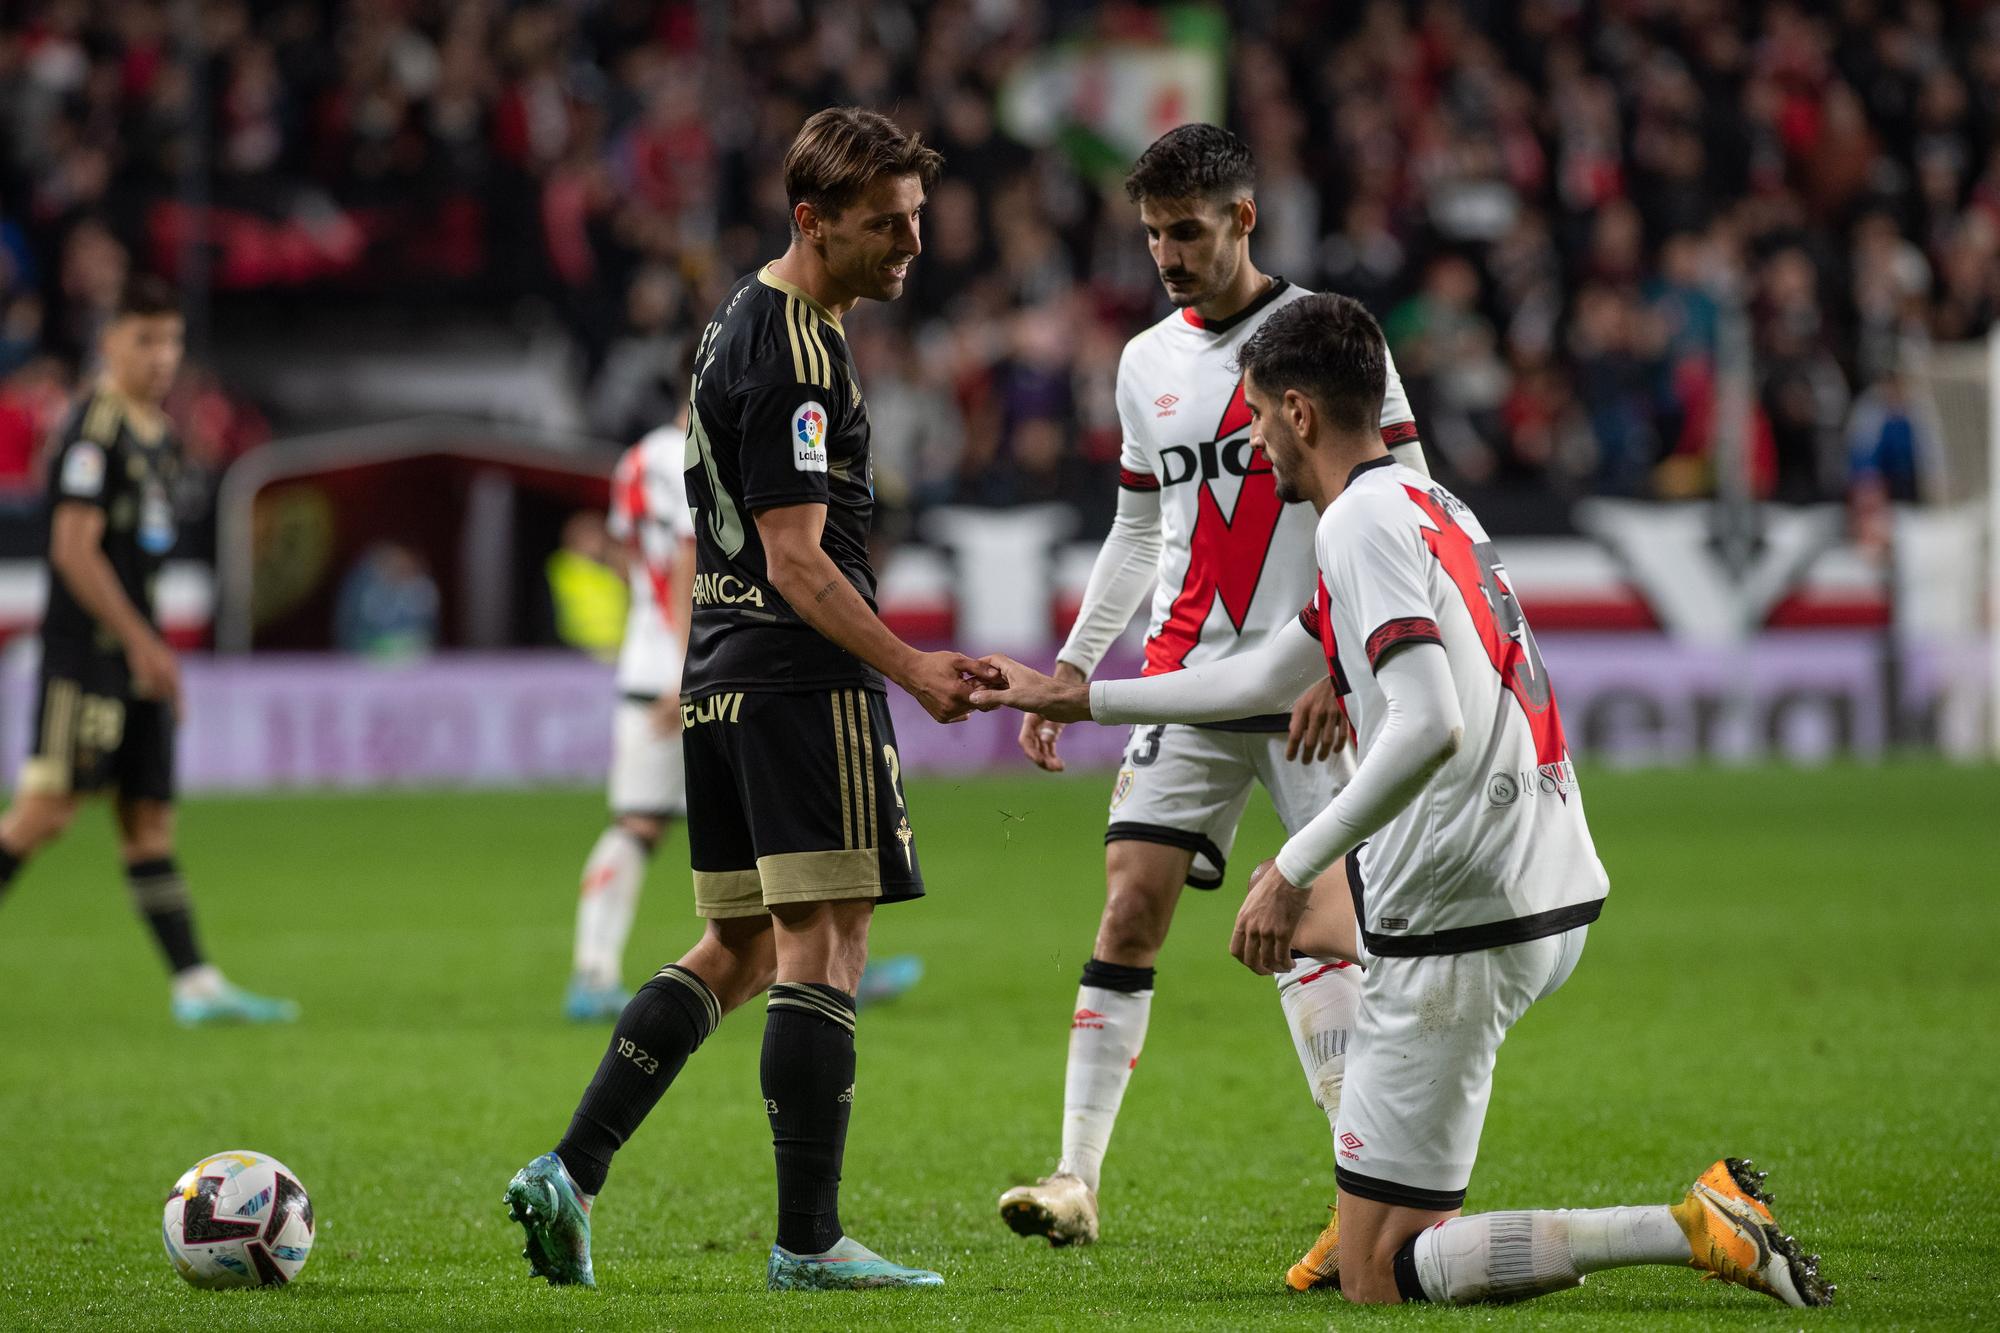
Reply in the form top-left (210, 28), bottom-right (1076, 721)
top-left (39, 386), bottom-right (179, 675)
top-left (682, 266), bottom-right (882, 693)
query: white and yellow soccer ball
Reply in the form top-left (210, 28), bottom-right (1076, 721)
top-left (161, 1150), bottom-right (315, 1289)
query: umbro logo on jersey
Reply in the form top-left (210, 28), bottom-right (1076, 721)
top-left (1155, 393), bottom-right (1179, 417)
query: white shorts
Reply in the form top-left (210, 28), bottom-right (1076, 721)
top-left (608, 697), bottom-right (686, 819)
top-left (1106, 723), bottom-right (1351, 889)
top-left (1333, 925), bottom-right (1588, 1209)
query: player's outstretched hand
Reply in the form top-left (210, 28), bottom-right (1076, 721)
top-left (901, 650), bottom-right (1001, 724)
top-left (1286, 677), bottom-right (1351, 763)
top-left (1231, 857), bottom-right (1312, 975)
top-left (968, 655), bottom-right (1092, 724)
top-left (1016, 661), bottom-right (1088, 772)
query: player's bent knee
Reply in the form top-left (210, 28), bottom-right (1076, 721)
top-left (1093, 905), bottom-right (1170, 963)
top-left (1096, 863), bottom-right (1182, 961)
top-left (4, 794), bottom-right (80, 850)
top-left (616, 814), bottom-right (665, 851)
top-left (1336, 1243), bottom-right (1410, 1305)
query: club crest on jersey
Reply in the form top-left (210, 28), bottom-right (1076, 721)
top-left (61, 442), bottom-right (106, 497)
top-left (1110, 766), bottom-right (1135, 810)
top-left (791, 401), bottom-right (828, 473)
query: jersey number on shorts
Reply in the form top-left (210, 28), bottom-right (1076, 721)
top-left (1129, 725), bottom-right (1166, 767)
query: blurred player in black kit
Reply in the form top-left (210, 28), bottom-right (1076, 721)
top-left (0, 276), bottom-right (297, 1027)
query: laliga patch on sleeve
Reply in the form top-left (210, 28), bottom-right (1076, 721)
top-left (60, 441), bottom-right (106, 497)
top-left (791, 401), bottom-right (829, 473)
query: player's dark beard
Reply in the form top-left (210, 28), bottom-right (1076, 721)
top-left (1269, 439), bottom-right (1304, 503)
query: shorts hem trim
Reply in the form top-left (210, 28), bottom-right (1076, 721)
top-left (1362, 898), bottom-right (1606, 957)
top-left (1336, 1165), bottom-right (1468, 1211)
top-left (1106, 821), bottom-right (1228, 890)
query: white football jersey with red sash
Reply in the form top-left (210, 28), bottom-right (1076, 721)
top-left (1299, 457), bottom-right (1608, 957)
top-left (609, 425), bottom-right (695, 696)
top-left (1117, 279), bottom-right (1419, 686)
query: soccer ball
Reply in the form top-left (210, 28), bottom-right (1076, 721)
top-left (161, 1150), bottom-right (315, 1289)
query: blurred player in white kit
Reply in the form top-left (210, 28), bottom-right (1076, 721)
top-left (564, 406), bottom-right (698, 1021)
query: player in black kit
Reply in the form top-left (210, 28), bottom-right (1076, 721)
top-left (0, 277), bottom-right (296, 1026)
top-left (507, 108), bottom-right (996, 1292)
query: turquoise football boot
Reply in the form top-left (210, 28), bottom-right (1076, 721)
top-left (766, 1236), bottom-right (944, 1290)
top-left (855, 955), bottom-right (924, 1011)
top-left (505, 1152), bottom-right (596, 1287)
top-left (563, 976), bottom-right (631, 1022)
top-left (171, 982), bottom-right (299, 1027)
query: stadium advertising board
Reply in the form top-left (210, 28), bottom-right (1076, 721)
top-left (0, 633), bottom-right (1982, 793)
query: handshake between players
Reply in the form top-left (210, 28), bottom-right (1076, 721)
top-left (963, 653), bottom-right (1340, 980)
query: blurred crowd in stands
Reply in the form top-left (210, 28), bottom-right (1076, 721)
top-left (3, 0), bottom-right (1998, 541)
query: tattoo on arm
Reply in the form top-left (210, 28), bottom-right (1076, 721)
top-left (813, 580), bottom-right (840, 605)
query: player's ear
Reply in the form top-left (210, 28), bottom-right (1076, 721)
top-left (1284, 388), bottom-right (1313, 443)
top-left (1234, 195), bottom-right (1256, 239)
top-left (793, 201), bottom-right (820, 242)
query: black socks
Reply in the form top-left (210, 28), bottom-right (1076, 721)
top-left (1081, 957), bottom-right (1156, 993)
top-left (126, 858), bottom-right (203, 974)
top-left (762, 981), bottom-right (858, 1256)
top-left (556, 964), bottom-right (721, 1195)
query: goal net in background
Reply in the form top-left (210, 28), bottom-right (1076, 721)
top-left (1909, 329), bottom-right (2000, 757)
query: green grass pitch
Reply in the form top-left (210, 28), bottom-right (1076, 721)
top-left (1, 762), bottom-right (1997, 1330)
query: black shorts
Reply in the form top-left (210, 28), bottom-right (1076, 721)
top-left (682, 687), bottom-right (923, 918)
top-left (19, 667), bottom-right (175, 802)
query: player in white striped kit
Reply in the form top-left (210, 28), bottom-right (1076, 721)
top-left (564, 417), bottom-right (698, 1021)
top-left (974, 294), bottom-right (1831, 1311)
top-left (997, 126), bottom-right (1427, 1268)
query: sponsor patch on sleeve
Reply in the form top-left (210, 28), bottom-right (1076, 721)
top-left (59, 441), bottom-right (106, 498)
top-left (791, 401), bottom-right (829, 473)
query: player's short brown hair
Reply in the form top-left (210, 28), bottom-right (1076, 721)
top-left (783, 107), bottom-right (943, 228)
top-left (114, 274), bottom-right (182, 321)
top-left (1235, 293), bottom-right (1386, 434)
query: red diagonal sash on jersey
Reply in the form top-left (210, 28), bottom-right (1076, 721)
top-left (616, 450), bottom-right (681, 631)
top-left (1143, 381), bottom-right (1284, 675)
top-left (1307, 578), bottom-right (1354, 721)
top-left (1405, 485), bottom-right (1568, 768)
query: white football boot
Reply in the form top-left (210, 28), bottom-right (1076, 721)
top-left (998, 1172), bottom-right (1099, 1246)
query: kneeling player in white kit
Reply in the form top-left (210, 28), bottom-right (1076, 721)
top-left (974, 294), bottom-right (1832, 1309)
top-left (998, 125), bottom-right (1427, 1266)
top-left (565, 420), bottom-right (697, 1020)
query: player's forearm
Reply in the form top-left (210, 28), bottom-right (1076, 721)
top-left (1090, 624), bottom-right (1325, 725)
top-left (769, 547), bottom-right (921, 685)
top-left (670, 540), bottom-right (695, 661)
top-left (1273, 644), bottom-right (1462, 886)
top-left (50, 544), bottom-right (156, 649)
top-left (1389, 439), bottom-right (1430, 477)
top-left (1056, 489), bottom-right (1161, 676)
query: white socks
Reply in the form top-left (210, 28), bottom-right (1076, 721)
top-left (572, 826), bottom-right (648, 989)
top-left (171, 963), bottom-right (225, 1002)
top-left (1410, 1207), bottom-right (1691, 1303)
top-left (1055, 961), bottom-right (1153, 1193)
top-left (1276, 956), bottom-right (1361, 1146)
top-left (1051, 956), bottom-right (1358, 1195)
